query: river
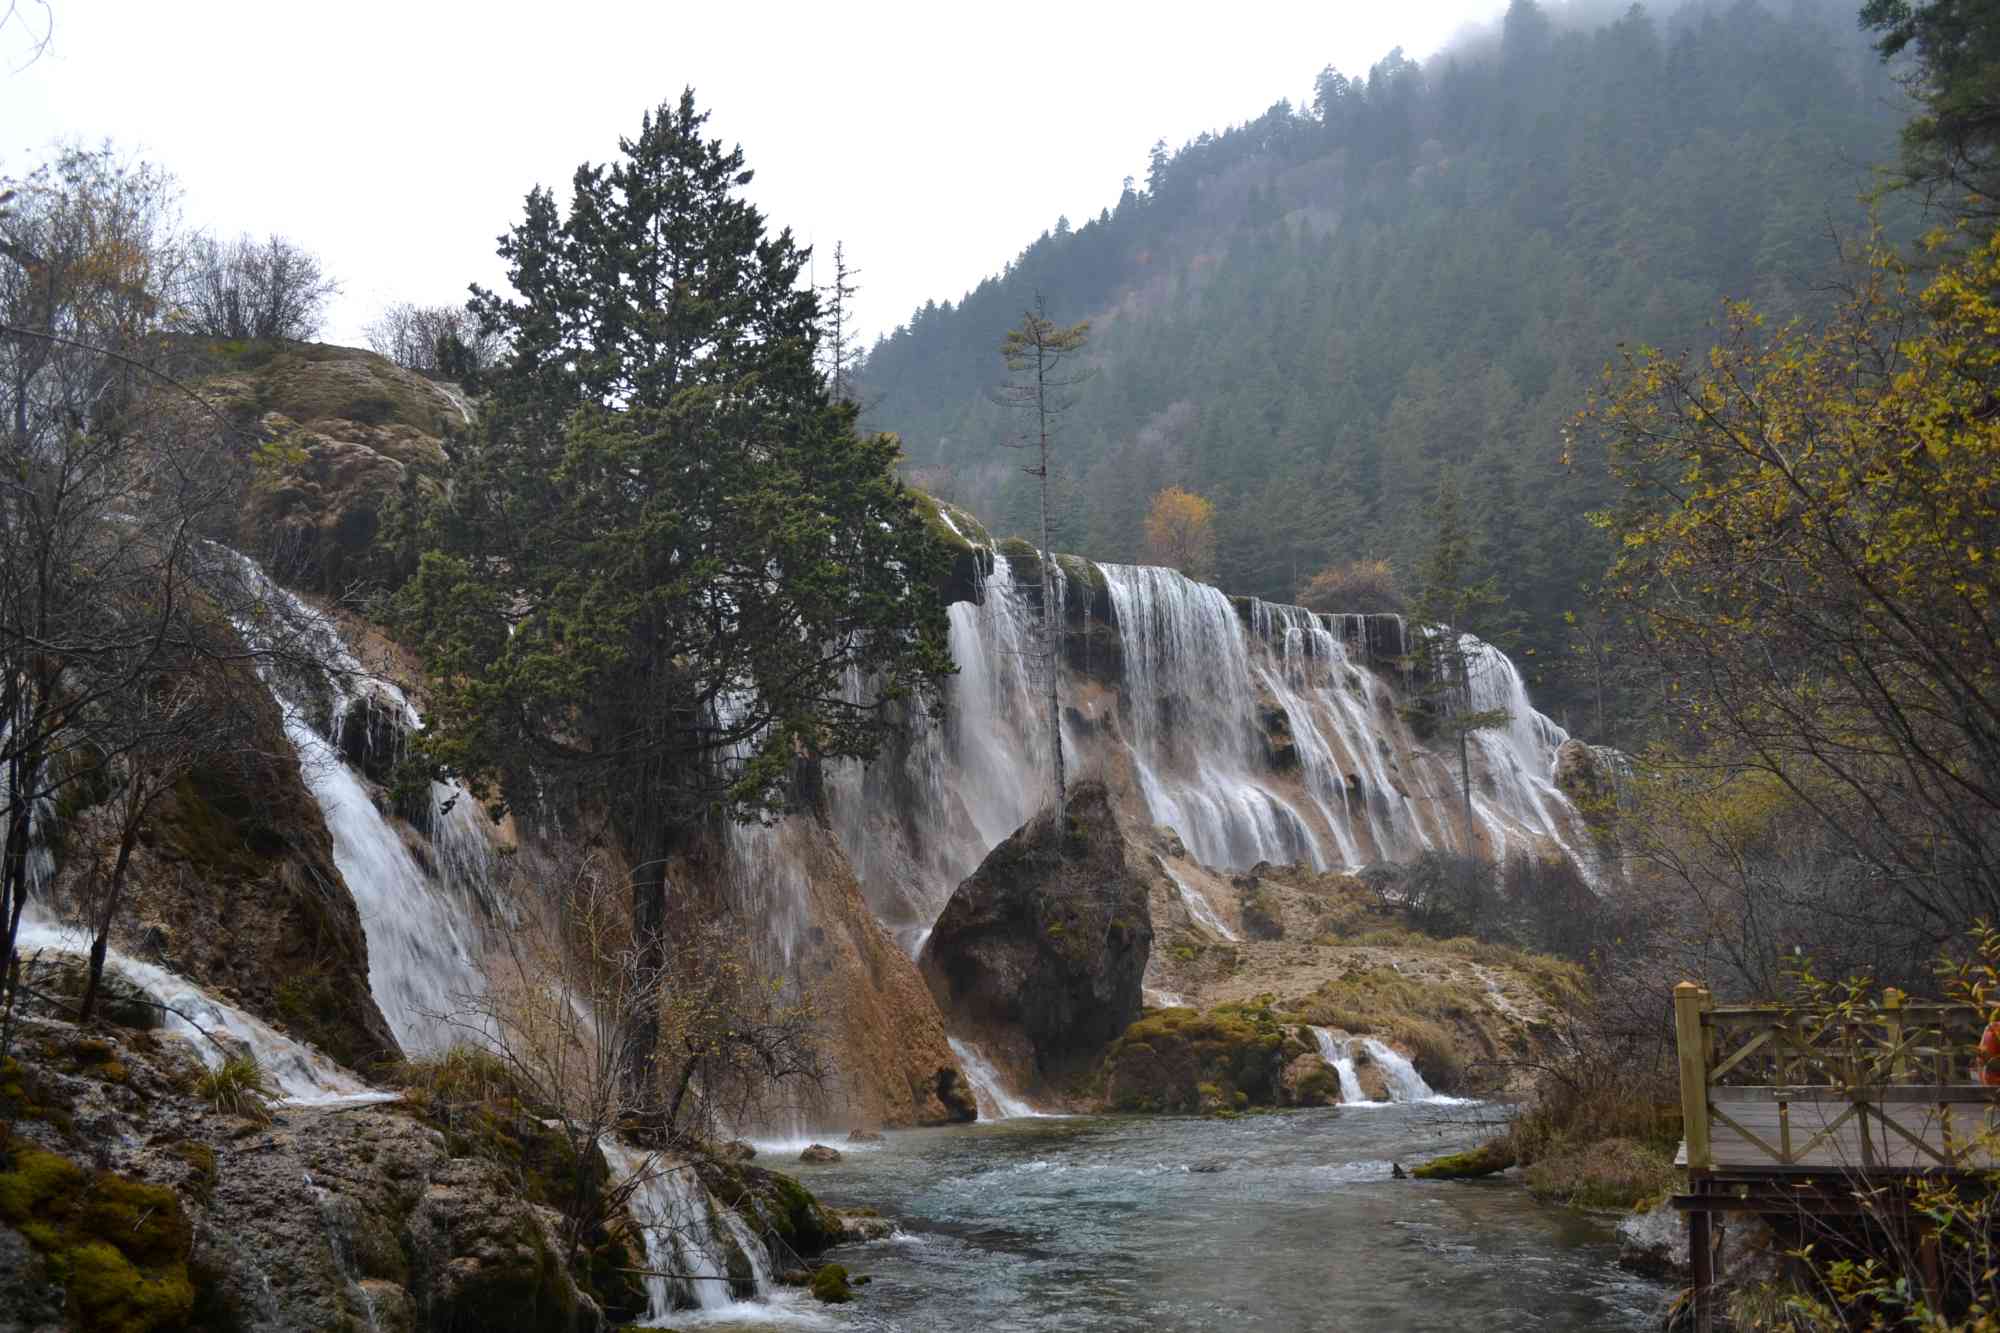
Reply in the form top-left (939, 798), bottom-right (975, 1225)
top-left (676, 1106), bottom-right (1671, 1331)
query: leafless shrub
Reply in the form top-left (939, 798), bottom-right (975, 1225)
top-left (176, 232), bottom-right (337, 341)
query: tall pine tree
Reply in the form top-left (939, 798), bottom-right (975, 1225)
top-left (401, 89), bottom-right (953, 966)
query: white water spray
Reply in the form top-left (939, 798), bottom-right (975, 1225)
top-left (947, 1037), bottom-right (1043, 1119)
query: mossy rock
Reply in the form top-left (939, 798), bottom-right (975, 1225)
top-left (1102, 1003), bottom-right (1295, 1113)
top-left (692, 1159), bottom-right (838, 1258)
top-left (810, 1262), bottom-right (853, 1304)
top-left (907, 489), bottom-right (993, 606)
top-left (0, 1134), bottom-right (195, 1332)
top-left (1411, 1138), bottom-right (1517, 1180)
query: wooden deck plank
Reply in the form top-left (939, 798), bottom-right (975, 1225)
top-left (1705, 1097), bottom-right (2000, 1170)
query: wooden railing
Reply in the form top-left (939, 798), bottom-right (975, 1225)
top-left (1674, 982), bottom-right (2000, 1173)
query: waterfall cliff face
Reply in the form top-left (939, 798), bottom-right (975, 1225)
top-left (825, 539), bottom-right (1589, 947)
top-left (214, 549), bottom-right (499, 1054)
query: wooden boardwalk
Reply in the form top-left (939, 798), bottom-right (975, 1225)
top-left (1672, 982), bottom-right (2000, 1330)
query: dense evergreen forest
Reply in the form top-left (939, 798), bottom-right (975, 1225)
top-left (859, 0), bottom-right (1916, 724)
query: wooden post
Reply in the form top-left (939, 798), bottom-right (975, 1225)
top-left (1882, 987), bottom-right (1909, 1082)
top-left (1676, 982), bottom-right (1712, 1171)
top-left (1689, 1182), bottom-right (1716, 1333)
top-left (1918, 1224), bottom-right (1943, 1315)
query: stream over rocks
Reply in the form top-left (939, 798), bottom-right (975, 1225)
top-left (794, 1110), bottom-right (1670, 1332)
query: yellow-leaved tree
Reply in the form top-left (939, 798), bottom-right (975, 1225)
top-left (1141, 485), bottom-right (1217, 580)
top-left (1576, 229), bottom-right (2000, 937)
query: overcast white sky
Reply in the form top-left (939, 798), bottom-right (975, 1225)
top-left (2, 0), bottom-right (1509, 348)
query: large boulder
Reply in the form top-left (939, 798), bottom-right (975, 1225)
top-left (919, 782), bottom-right (1153, 1091)
top-left (1102, 1003), bottom-right (1307, 1112)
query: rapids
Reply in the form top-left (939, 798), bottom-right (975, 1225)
top-left (771, 1111), bottom-right (1667, 1331)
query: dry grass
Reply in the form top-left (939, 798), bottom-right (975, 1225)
top-left (194, 1055), bottom-right (274, 1123)
top-left (1522, 1136), bottom-right (1676, 1209)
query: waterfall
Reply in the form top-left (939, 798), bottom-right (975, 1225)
top-left (1155, 857), bottom-right (1237, 941)
top-left (1309, 1028), bottom-right (1456, 1106)
top-left (13, 915), bottom-right (387, 1104)
top-left (602, 1143), bottom-right (767, 1319)
top-left (1311, 1027), bottom-right (1366, 1103)
top-left (1100, 564), bottom-right (1324, 872)
top-left (825, 549), bottom-right (1053, 946)
top-left (822, 549), bottom-right (1588, 952)
top-left (946, 1037), bottom-right (1043, 1119)
top-left (211, 547), bottom-right (495, 1052)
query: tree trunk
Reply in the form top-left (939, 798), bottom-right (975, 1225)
top-left (80, 822), bottom-right (141, 1024)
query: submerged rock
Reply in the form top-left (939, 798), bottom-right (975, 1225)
top-left (831, 1209), bottom-right (896, 1241)
top-left (918, 781), bottom-right (1154, 1090)
top-left (846, 1128), bottom-right (883, 1143)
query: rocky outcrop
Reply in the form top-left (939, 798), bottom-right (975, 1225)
top-left (918, 781), bottom-right (1153, 1092)
top-left (1553, 739), bottom-right (1619, 815)
top-left (1279, 1051), bottom-right (1340, 1106)
top-left (0, 1014), bottom-right (604, 1333)
top-left (190, 342), bottom-right (466, 592)
top-left (752, 820), bottom-right (974, 1127)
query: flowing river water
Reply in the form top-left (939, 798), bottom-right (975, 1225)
top-left (693, 1108), bottom-right (1671, 1332)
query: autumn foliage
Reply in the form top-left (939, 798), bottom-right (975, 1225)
top-left (1141, 486), bottom-right (1216, 579)
top-left (1296, 559), bottom-right (1405, 615)
top-left (1579, 230), bottom-right (2000, 930)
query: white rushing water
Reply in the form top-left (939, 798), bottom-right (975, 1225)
top-left (1309, 1027), bottom-right (1459, 1107)
top-left (947, 1036), bottom-right (1044, 1120)
top-left (821, 543), bottom-right (1589, 946)
top-left (13, 914), bottom-right (386, 1104)
top-left (603, 1142), bottom-right (769, 1319)
top-left (210, 547), bottom-right (494, 1052)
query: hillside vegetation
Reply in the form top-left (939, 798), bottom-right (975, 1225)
top-left (860, 0), bottom-right (1915, 717)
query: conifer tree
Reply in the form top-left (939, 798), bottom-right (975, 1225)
top-left (1409, 470), bottom-right (1511, 839)
top-left (401, 91), bottom-right (953, 1021)
top-left (997, 296), bottom-right (1090, 817)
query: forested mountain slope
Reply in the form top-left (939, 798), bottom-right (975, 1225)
top-left (859, 0), bottom-right (1914, 720)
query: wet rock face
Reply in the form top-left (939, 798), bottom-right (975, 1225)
top-left (920, 781), bottom-right (1154, 1088)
